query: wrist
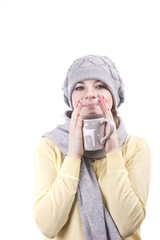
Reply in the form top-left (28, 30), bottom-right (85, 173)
top-left (107, 147), bottom-right (120, 153)
top-left (67, 151), bottom-right (82, 159)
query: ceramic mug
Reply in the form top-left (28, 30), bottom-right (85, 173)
top-left (82, 114), bottom-right (114, 151)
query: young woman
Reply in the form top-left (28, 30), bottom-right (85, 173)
top-left (33, 55), bottom-right (151, 240)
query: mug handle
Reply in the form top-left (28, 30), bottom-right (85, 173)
top-left (99, 119), bottom-right (114, 144)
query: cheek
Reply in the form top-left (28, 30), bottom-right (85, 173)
top-left (71, 92), bottom-right (80, 108)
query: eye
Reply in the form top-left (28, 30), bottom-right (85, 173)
top-left (74, 86), bottom-right (85, 91)
top-left (96, 84), bottom-right (107, 89)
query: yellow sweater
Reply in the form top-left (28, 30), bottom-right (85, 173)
top-left (33, 135), bottom-right (151, 240)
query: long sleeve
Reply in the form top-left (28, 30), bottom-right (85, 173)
top-left (105, 135), bottom-right (151, 238)
top-left (33, 137), bottom-right (81, 239)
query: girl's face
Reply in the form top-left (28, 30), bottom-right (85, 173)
top-left (71, 79), bottom-right (113, 116)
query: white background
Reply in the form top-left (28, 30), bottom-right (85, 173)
top-left (0, 0), bottom-right (159, 239)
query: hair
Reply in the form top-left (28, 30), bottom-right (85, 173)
top-left (106, 85), bottom-right (120, 128)
top-left (111, 109), bottom-right (120, 128)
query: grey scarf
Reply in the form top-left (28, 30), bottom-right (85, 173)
top-left (43, 111), bottom-right (127, 239)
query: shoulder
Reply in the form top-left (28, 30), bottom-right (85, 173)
top-left (121, 135), bottom-right (151, 164)
top-left (124, 135), bottom-right (150, 148)
top-left (35, 137), bottom-right (64, 159)
top-left (37, 136), bottom-right (57, 148)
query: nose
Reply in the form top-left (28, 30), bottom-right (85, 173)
top-left (85, 87), bottom-right (97, 100)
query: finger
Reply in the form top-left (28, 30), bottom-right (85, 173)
top-left (76, 112), bottom-right (83, 129)
top-left (97, 97), bottom-right (110, 117)
top-left (72, 99), bottom-right (82, 119)
top-left (70, 99), bottom-right (82, 129)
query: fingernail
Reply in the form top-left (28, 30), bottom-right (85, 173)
top-left (76, 103), bottom-right (79, 108)
top-left (98, 99), bottom-right (101, 103)
top-left (108, 107), bottom-right (110, 111)
top-left (102, 96), bottom-right (105, 99)
top-left (78, 113), bottom-right (81, 117)
top-left (78, 99), bottom-right (81, 103)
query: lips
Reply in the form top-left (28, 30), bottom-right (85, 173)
top-left (83, 103), bottom-right (98, 108)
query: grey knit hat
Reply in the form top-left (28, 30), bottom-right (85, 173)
top-left (62, 55), bottom-right (125, 109)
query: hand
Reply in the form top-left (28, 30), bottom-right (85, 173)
top-left (98, 97), bottom-right (120, 153)
top-left (67, 100), bottom-right (84, 159)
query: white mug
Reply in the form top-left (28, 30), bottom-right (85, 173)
top-left (82, 114), bottom-right (114, 151)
